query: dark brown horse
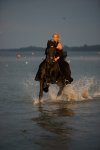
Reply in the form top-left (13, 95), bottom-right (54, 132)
top-left (36, 47), bottom-right (68, 101)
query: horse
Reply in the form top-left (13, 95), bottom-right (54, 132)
top-left (35, 46), bottom-right (70, 102)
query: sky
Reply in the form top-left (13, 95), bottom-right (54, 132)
top-left (0, 0), bottom-right (100, 49)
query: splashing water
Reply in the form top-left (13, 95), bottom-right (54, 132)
top-left (23, 75), bottom-right (100, 104)
top-left (62, 77), bottom-right (94, 101)
top-left (48, 77), bottom-right (100, 102)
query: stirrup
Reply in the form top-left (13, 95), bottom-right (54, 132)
top-left (65, 79), bottom-right (70, 85)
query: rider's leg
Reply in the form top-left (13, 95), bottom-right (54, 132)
top-left (58, 60), bottom-right (73, 84)
top-left (64, 63), bottom-right (73, 83)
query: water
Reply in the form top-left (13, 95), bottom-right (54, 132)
top-left (0, 50), bottom-right (100, 150)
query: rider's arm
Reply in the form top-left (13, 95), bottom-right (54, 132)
top-left (55, 43), bottom-right (63, 61)
top-left (57, 43), bottom-right (63, 50)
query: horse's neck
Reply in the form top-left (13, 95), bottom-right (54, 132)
top-left (47, 47), bottom-right (56, 58)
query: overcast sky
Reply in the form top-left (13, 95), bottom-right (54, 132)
top-left (0, 0), bottom-right (100, 49)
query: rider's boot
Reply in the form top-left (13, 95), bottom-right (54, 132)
top-left (69, 77), bottom-right (73, 83)
top-left (65, 77), bottom-right (73, 85)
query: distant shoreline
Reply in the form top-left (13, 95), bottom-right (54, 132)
top-left (0, 44), bottom-right (100, 52)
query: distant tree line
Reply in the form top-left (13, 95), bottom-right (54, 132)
top-left (0, 44), bottom-right (100, 52)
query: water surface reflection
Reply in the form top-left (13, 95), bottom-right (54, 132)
top-left (32, 102), bottom-right (75, 150)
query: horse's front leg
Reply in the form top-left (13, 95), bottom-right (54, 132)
top-left (39, 80), bottom-right (44, 102)
top-left (57, 82), bottom-right (65, 97)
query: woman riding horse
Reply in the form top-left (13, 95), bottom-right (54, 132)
top-left (35, 32), bottom-right (73, 85)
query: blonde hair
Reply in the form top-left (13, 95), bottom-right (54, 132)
top-left (52, 32), bottom-right (60, 38)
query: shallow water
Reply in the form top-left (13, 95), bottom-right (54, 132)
top-left (0, 50), bottom-right (100, 150)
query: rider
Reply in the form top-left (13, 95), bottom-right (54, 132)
top-left (45, 32), bottom-right (73, 84)
top-left (35, 32), bottom-right (73, 84)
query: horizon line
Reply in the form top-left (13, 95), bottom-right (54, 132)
top-left (0, 44), bottom-right (100, 50)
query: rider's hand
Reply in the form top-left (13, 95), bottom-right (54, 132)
top-left (54, 58), bottom-right (58, 62)
top-left (55, 57), bottom-right (60, 62)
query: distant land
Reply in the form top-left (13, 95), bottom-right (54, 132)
top-left (0, 44), bottom-right (100, 52)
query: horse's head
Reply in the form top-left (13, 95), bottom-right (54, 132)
top-left (46, 47), bottom-right (56, 64)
